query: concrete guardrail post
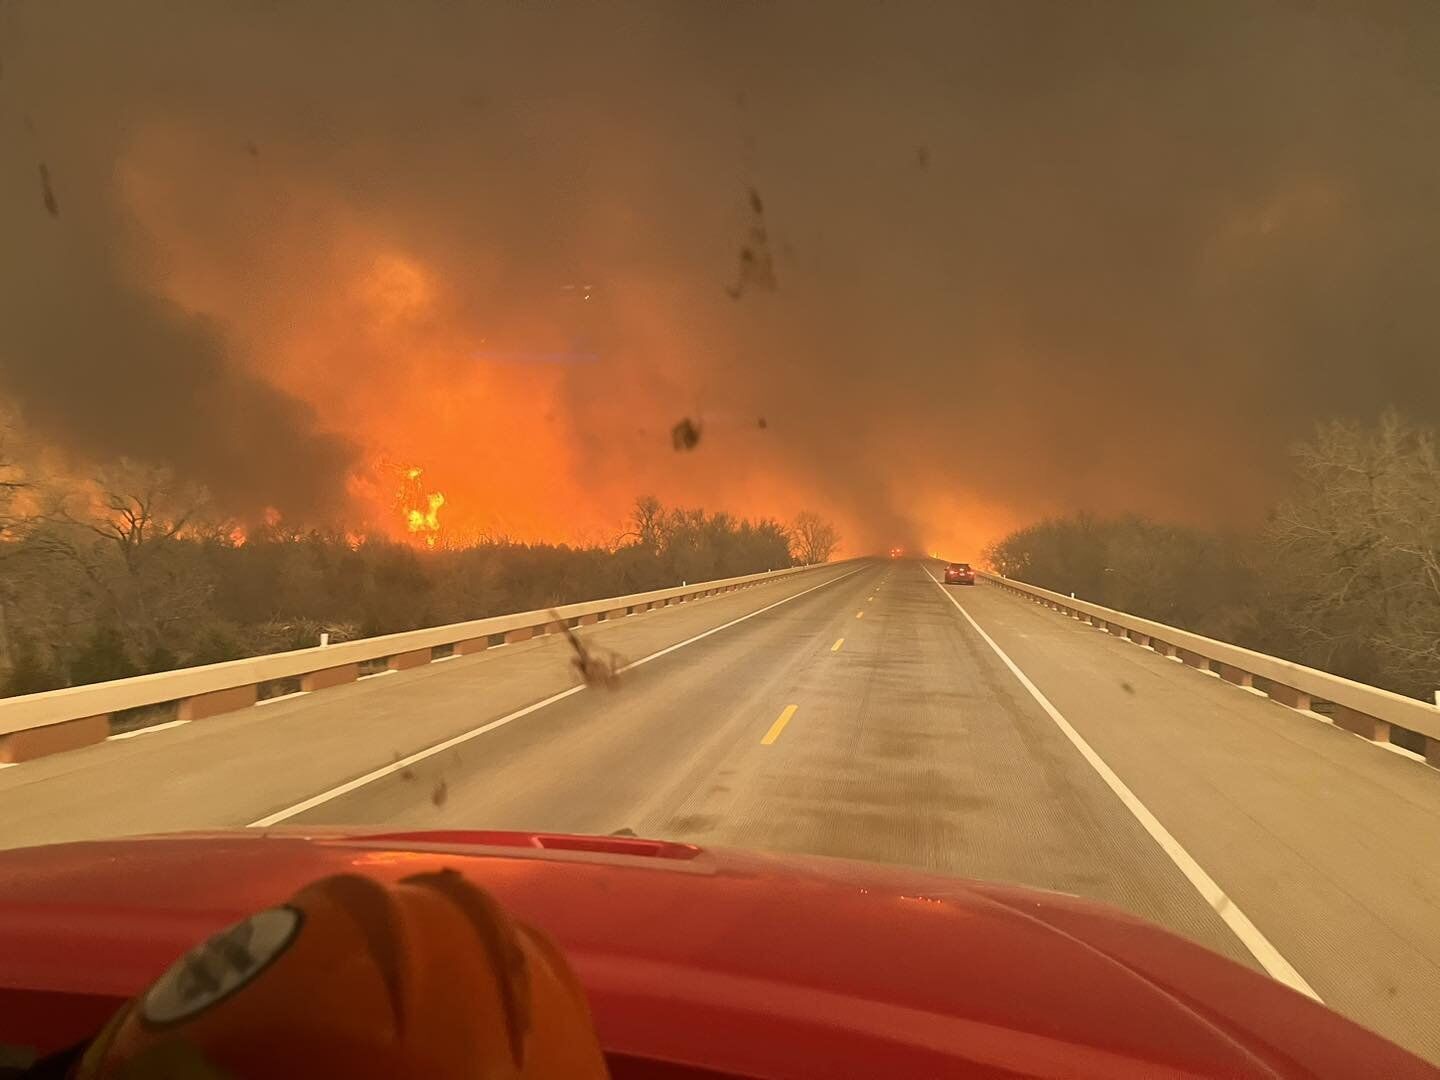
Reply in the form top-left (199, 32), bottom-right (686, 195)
top-left (387, 648), bottom-right (431, 671)
top-left (1217, 664), bottom-right (1254, 688)
top-left (301, 664), bottom-right (359, 692)
top-left (179, 685), bottom-right (258, 721)
top-left (1267, 683), bottom-right (1311, 711)
top-left (0, 715), bottom-right (109, 763)
top-left (1177, 648), bottom-right (1213, 673)
top-left (1331, 705), bottom-right (1390, 743)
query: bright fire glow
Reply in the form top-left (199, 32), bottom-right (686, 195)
top-left (398, 466), bottom-right (445, 547)
top-left (113, 132), bottom-right (1023, 558)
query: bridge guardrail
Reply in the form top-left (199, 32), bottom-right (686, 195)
top-left (977, 571), bottom-right (1440, 767)
top-left (0, 561), bottom-right (850, 763)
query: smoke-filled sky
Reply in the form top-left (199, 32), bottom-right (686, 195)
top-left (4, 1), bottom-right (1440, 555)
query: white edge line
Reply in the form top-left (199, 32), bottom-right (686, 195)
top-left (255, 690), bottom-right (312, 707)
top-left (923, 566), bottom-right (1321, 1002)
top-left (248, 565), bottom-right (866, 828)
top-left (108, 718), bottom-right (191, 741)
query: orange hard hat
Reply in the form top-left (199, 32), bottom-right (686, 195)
top-left (73, 869), bottom-right (609, 1079)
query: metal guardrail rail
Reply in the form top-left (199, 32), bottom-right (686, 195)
top-left (979, 571), bottom-right (1440, 767)
top-left (0, 562), bottom-right (846, 763)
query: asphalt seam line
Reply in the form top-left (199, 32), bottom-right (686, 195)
top-left (247, 565), bottom-right (866, 827)
top-left (923, 566), bottom-right (1321, 1002)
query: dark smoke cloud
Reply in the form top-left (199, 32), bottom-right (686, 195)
top-left (4, 2), bottom-right (1440, 549)
top-left (0, 2), bottom-right (357, 517)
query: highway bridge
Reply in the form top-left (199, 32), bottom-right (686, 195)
top-left (1, 558), bottom-right (1438, 1063)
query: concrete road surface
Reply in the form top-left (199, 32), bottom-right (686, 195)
top-left (0, 558), bottom-right (1436, 1062)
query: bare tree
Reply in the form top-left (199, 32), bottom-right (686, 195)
top-left (1265, 411), bottom-right (1440, 695)
top-left (39, 460), bottom-right (216, 663)
top-left (790, 512), bottom-right (838, 565)
top-left (625, 495), bottom-right (666, 551)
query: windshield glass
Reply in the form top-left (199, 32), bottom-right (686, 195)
top-left (2, 1), bottom-right (1439, 1069)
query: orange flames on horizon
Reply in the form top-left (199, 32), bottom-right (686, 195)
top-left (110, 132), bottom-right (1020, 561)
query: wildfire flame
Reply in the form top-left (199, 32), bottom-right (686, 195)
top-left (399, 466), bottom-right (445, 547)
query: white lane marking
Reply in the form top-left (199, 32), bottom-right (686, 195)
top-left (255, 691), bottom-right (312, 707)
top-left (923, 567), bottom-right (1320, 1002)
top-left (108, 719), bottom-right (191, 741)
top-left (248, 565), bottom-right (868, 827)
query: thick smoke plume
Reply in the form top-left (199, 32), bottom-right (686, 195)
top-left (4, 3), bottom-right (1440, 552)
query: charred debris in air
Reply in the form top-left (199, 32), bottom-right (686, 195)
top-left (550, 610), bottom-right (625, 690)
top-left (38, 163), bottom-right (58, 218)
top-left (671, 417), bottom-right (702, 451)
top-left (726, 186), bottom-right (777, 300)
top-left (387, 749), bottom-right (464, 809)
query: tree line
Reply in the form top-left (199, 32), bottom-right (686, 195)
top-left (0, 457), bottom-right (840, 696)
top-left (985, 412), bottom-right (1440, 701)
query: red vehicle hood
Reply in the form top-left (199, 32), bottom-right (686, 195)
top-left (0, 829), bottom-right (1430, 1079)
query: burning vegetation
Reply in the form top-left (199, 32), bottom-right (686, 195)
top-left (396, 466), bottom-right (446, 548)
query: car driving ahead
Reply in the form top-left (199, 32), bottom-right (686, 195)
top-left (943, 562), bottom-right (975, 585)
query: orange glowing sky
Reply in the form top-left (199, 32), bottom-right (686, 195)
top-left (6, 3), bottom-right (1440, 563)
top-left (112, 118), bottom-right (1016, 557)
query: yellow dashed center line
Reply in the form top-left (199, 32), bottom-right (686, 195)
top-left (831, 637), bottom-right (844, 652)
top-left (761, 704), bottom-right (798, 745)
top-left (867, 596), bottom-right (875, 602)
top-left (855, 610), bottom-right (864, 619)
